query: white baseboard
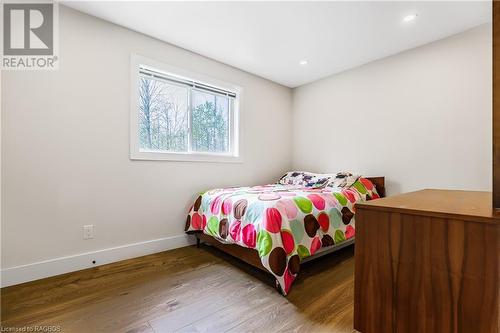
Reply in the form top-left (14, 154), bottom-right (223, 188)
top-left (1, 234), bottom-right (195, 288)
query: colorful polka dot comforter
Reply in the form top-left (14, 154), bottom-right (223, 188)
top-left (185, 175), bottom-right (379, 295)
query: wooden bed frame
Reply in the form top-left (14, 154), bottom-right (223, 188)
top-left (192, 176), bottom-right (386, 293)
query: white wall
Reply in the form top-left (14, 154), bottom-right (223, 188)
top-left (292, 24), bottom-right (492, 195)
top-left (1, 6), bottom-right (292, 278)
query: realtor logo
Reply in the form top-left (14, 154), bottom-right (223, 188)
top-left (1, 1), bottom-right (59, 70)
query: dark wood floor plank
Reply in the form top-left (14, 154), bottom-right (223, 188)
top-left (173, 292), bottom-right (278, 333)
top-left (1, 244), bottom-right (357, 333)
top-left (150, 280), bottom-right (272, 332)
top-left (35, 265), bottom-right (236, 332)
top-left (2, 249), bottom-right (225, 328)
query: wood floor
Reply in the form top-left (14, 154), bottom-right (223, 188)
top-left (1, 244), bottom-right (357, 333)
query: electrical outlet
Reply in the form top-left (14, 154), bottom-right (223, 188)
top-left (83, 225), bottom-right (94, 240)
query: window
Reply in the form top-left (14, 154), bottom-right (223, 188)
top-left (130, 55), bottom-right (241, 162)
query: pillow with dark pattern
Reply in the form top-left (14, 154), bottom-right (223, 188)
top-left (325, 172), bottom-right (361, 188)
top-left (278, 171), bottom-right (334, 188)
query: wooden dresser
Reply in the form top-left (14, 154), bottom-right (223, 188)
top-left (354, 189), bottom-right (499, 333)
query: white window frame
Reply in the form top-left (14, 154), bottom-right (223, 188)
top-left (130, 54), bottom-right (243, 163)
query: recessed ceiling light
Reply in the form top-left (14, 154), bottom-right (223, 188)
top-left (299, 60), bottom-right (308, 66)
top-left (403, 14), bottom-right (418, 23)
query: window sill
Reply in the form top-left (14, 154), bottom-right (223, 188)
top-left (130, 151), bottom-right (243, 163)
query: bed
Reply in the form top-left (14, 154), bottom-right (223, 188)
top-left (185, 172), bottom-right (385, 295)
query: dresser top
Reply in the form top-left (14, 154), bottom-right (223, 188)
top-left (356, 189), bottom-right (500, 224)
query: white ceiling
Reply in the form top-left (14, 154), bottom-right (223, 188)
top-left (63, 1), bottom-right (491, 88)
